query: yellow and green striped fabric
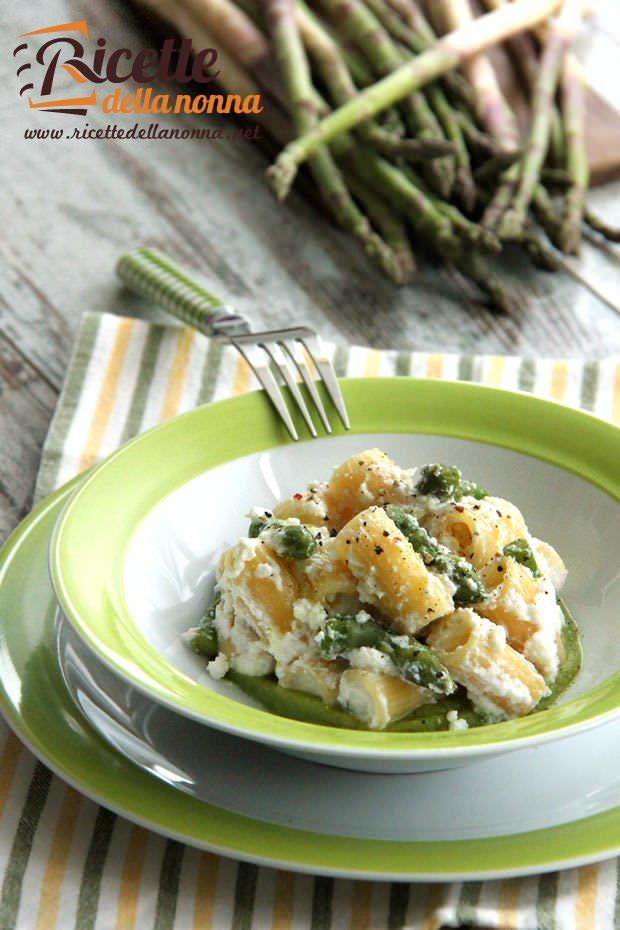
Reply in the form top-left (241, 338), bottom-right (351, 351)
top-left (0, 310), bottom-right (616, 930)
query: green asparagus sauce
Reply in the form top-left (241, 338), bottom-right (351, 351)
top-left (226, 600), bottom-right (581, 731)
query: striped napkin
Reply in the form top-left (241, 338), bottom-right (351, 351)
top-left (0, 310), bottom-right (617, 930)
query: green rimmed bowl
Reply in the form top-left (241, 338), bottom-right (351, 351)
top-left (49, 379), bottom-right (620, 773)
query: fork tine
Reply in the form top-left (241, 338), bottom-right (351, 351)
top-left (281, 339), bottom-right (332, 434)
top-left (264, 342), bottom-right (317, 438)
top-left (233, 342), bottom-right (299, 441)
top-left (300, 333), bottom-right (350, 430)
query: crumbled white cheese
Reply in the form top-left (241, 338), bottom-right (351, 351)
top-left (348, 646), bottom-right (397, 676)
top-left (255, 562), bottom-right (274, 579)
top-left (247, 506), bottom-right (271, 520)
top-left (207, 653), bottom-right (229, 679)
top-left (293, 599), bottom-right (327, 631)
top-left (446, 709), bottom-right (469, 731)
top-left (355, 610), bottom-right (372, 624)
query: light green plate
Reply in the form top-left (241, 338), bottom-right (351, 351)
top-left (0, 482), bottom-right (619, 878)
top-left (49, 379), bottom-right (620, 768)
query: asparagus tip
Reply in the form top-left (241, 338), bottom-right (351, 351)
top-left (266, 156), bottom-right (297, 201)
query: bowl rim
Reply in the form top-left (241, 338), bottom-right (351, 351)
top-left (49, 377), bottom-right (620, 759)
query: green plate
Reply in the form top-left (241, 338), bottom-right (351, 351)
top-left (0, 482), bottom-right (619, 879)
top-left (49, 379), bottom-right (620, 763)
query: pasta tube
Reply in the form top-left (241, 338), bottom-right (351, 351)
top-left (424, 496), bottom-right (527, 568)
top-left (218, 539), bottom-right (298, 636)
top-left (426, 608), bottom-right (548, 717)
top-left (278, 656), bottom-right (343, 705)
top-left (477, 555), bottom-right (540, 651)
top-left (338, 669), bottom-right (430, 729)
top-left (325, 449), bottom-right (414, 527)
top-left (332, 507), bottom-right (454, 634)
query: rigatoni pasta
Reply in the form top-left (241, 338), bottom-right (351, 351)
top-left (185, 452), bottom-right (581, 731)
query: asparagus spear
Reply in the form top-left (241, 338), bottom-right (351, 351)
top-left (356, 0), bottom-right (476, 206)
top-left (402, 167), bottom-right (499, 252)
top-left (498, 0), bottom-right (582, 241)
top-left (316, 614), bottom-right (456, 694)
top-left (266, 0), bottom-right (563, 199)
top-left (504, 538), bottom-right (542, 577)
top-left (189, 590), bottom-right (221, 658)
top-left (383, 0), bottom-right (478, 108)
top-left (266, 0), bottom-right (405, 282)
top-left (479, 0), bottom-right (565, 166)
top-left (346, 174), bottom-right (417, 279)
top-left (440, 0), bottom-right (520, 154)
top-left (557, 51), bottom-right (588, 253)
top-left (296, 1), bottom-right (455, 163)
top-left (583, 209), bottom-right (620, 243)
top-left (314, 0), bottom-right (455, 196)
top-left (249, 516), bottom-right (318, 558)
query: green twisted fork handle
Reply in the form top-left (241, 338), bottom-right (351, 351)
top-left (116, 248), bottom-right (251, 337)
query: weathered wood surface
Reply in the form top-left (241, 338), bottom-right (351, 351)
top-left (0, 0), bottom-right (619, 541)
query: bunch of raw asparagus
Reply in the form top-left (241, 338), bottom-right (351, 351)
top-left (137, 0), bottom-right (620, 310)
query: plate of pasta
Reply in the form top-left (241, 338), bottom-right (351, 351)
top-left (50, 378), bottom-right (620, 773)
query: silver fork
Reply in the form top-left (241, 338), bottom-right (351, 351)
top-left (116, 248), bottom-right (350, 440)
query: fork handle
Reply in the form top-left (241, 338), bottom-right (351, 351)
top-left (116, 248), bottom-right (251, 337)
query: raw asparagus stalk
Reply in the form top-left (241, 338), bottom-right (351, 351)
top-left (313, 0), bottom-right (456, 197)
top-left (266, 0), bottom-right (563, 200)
top-left (479, 0), bottom-right (565, 166)
top-left (357, 0), bottom-right (475, 205)
top-left (403, 167), bottom-right (499, 252)
top-left (296, 1), bottom-right (454, 162)
top-left (346, 174), bottom-right (417, 279)
top-left (266, 0), bottom-right (405, 282)
top-left (481, 162), bottom-right (520, 231)
top-left (557, 51), bottom-right (588, 253)
top-left (498, 0), bottom-right (581, 240)
top-left (583, 209), bottom-right (620, 243)
top-left (521, 228), bottom-right (562, 271)
top-left (440, 0), bottom-right (520, 153)
top-left (137, 0), bottom-right (294, 142)
top-left (340, 144), bottom-right (460, 256)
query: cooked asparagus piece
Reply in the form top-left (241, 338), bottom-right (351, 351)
top-left (316, 615), bottom-right (456, 694)
top-left (503, 538), bottom-right (542, 577)
top-left (189, 590), bottom-right (220, 658)
top-left (249, 516), bottom-right (318, 559)
top-left (415, 464), bottom-right (487, 501)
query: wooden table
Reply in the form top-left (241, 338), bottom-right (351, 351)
top-left (1, 0), bottom-right (619, 542)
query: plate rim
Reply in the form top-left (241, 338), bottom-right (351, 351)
top-left (0, 482), bottom-right (618, 880)
top-left (48, 378), bottom-right (620, 759)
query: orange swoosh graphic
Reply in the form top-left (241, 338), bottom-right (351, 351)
top-left (28, 92), bottom-right (96, 108)
top-left (62, 63), bottom-right (88, 83)
top-left (20, 20), bottom-right (88, 38)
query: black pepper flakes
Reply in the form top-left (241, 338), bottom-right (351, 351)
top-left (382, 530), bottom-right (390, 537)
top-left (374, 545), bottom-right (384, 555)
